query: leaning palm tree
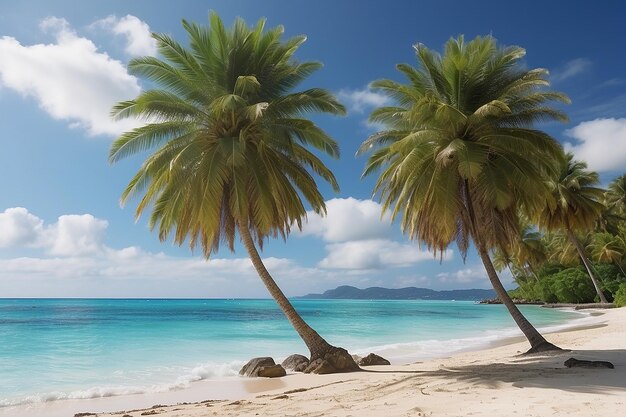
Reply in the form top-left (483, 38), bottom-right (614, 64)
top-left (537, 154), bottom-right (609, 303)
top-left (360, 35), bottom-right (569, 353)
top-left (109, 13), bottom-right (358, 372)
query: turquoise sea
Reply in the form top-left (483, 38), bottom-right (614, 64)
top-left (0, 298), bottom-right (585, 407)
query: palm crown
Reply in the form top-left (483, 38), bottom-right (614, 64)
top-left (109, 13), bottom-right (345, 257)
top-left (538, 153), bottom-right (605, 232)
top-left (360, 35), bottom-right (568, 258)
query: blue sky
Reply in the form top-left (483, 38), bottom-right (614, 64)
top-left (1, 0), bottom-right (625, 297)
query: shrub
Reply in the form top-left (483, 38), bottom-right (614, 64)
top-left (614, 283), bottom-right (626, 307)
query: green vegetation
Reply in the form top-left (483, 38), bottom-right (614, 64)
top-left (359, 35), bottom-right (570, 352)
top-left (501, 172), bottom-right (626, 304)
top-left (614, 284), bottom-right (626, 307)
top-left (109, 13), bottom-right (358, 371)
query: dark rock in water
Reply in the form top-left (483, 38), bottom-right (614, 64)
top-left (239, 357), bottom-right (276, 377)
top-left (564, 357), bottom-right (614, 369)
top-left (257, 364), bottom-right (287, 378)
top-left (281, 354), bottom-right (309, 372)
top-left (304, 358), bottom-right (336, 374)
top-left (358, 353), bottom-right (391, 366)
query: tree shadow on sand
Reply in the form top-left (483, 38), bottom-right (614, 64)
top-left (362, 349), bottom-right (625, 395)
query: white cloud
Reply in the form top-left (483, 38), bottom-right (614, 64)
top-left (0, 17), bottom-right (142, 136)
top-left (45, 214), bottom-right (108, 256)
top-left (437, 267), bottom-right (486, 285)
top-left (0, 207), bottom-right (44, 248)
top-left (319, 239), bottom-right (452, 270)
top-left (551, 58), bottom-right (592, 83)
top-left (337, 86), bottom-right (390, 113)
top-left (299, 198), bottom-right (392, 242)
top-left (0, 208), bottom-right (107, 256)
top-left (563, 118), bottom-right (626, 172)
top-left (298, 198), bottom-right (453, 270)
top-left (93, 15), bottom-right (156, 56)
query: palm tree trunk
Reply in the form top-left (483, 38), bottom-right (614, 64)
top-left (475, 242), bottom-right (560, 353)
top-left (238, 224), bottom-right (359, 371)
top-left (462, 180), bottom-right (560, 353)
top-left (565, 228), bottom-right (609, 304)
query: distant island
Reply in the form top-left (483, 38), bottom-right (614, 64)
top-left (298, 285), bottom-right (496, 301)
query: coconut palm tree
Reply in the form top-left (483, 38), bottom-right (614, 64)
top-left (109, 13), bottom-right (358, 372)
top-left (538, 154), bottom-right (609, 303)
top-left (493, 219), bottom-right (546, 283)
top-left (360, 35), bottom-right (569, 353)
top-left (606, 174), bottom-right (626, 216)
top-left (589, 232), bottom-right (626, 275)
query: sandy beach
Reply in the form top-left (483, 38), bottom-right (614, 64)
top-left (15, 307), bottom-right (619, 417)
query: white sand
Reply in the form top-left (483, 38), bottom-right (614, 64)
top-left (7, 308), bottom-right (626, 417)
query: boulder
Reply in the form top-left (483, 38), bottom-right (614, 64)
top-left (281, 354), bottom-right (309, 372)
top-left (239, 357), bottom-right (276, 377)
top-left (323, 347), bottom-right (360, 372)
top-left (304, 358), bottom-right (337, 374)
top-left (358, 353), bottom-right (391, 366)
top-left (257, 364), bottom-right (287, 378)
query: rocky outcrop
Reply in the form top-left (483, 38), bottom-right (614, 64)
top-left (304, 347), bottom-right (360, 374)
top-left (240, 357), bottom-right (276, 377)
top-left (281, 354), bottom-right (309, 372)
top-left (257, 364), bottom-right (287, 377)
top-left (358, 353), bottom-right (390, 366)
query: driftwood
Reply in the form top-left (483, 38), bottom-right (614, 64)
top-left (564, 357), bottom-right (614, 369)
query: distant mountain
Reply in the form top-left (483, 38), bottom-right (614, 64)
top-left (298, 285), bottom-right (495, 301)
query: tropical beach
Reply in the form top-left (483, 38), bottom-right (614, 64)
top-left (1, 307), bottom-right (622, 417)
top-left (1, 1), bottom-right (626, 417)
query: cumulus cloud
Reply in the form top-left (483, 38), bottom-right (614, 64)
top-left (93, 15), bottom-right (156, 56)
top-left (319, 239), bottom-right (452, 270)
top-left (298, 198), bottom-right (452, 270)
top-left (0, 17), bottom-right (142, 136)
top-left (337, 86), bottom-right (390, 113)
top-left (551, 58), bottom-right (592, 83)
top-left (563, 118), bottom-right (626, 172)
top-left (0, 208), bottom-right (107, 256)
top-left (299, 198), bottom-right (392, 242)
top-left (0, 207), bottom-right (44, 248)
top-left (45, 214), bottom-right (108, 256)
top-left (437, 267), bottom-right (486, 285)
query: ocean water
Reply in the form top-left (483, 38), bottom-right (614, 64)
top-left (0, 298), bottom-right (584, 407)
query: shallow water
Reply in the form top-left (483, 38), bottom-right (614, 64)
top-left (0, 298), bottom-right (583, 406)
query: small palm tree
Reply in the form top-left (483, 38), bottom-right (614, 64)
top-left (588, 232), bottom-right (626, 276)
top-left (538, 154), bottom-right (609, 303)
top-left (606, 174), bottom-right (626, 216)
top-left (360, 35), bottom-right (568, 353)
top-left (109, 13), bottom-right (358, 372)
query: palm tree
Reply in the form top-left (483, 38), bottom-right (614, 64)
top-left (589, 232), bottom-right (626, 276)
top-left (538, 154), bottom-right (609, 303)
top-left (109, 13), bottom-right (358, 372)
top-left (359, 35), bottom-right (569, 353)
top-left (493, 219), bottom-right (546, 283)
top-left (606, 174), bottom-right (626, 216)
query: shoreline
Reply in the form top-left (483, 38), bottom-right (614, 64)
top-left (97, 307), bottom-right (625, 417)
top-left (3, 306), bottom-right (620, 417)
